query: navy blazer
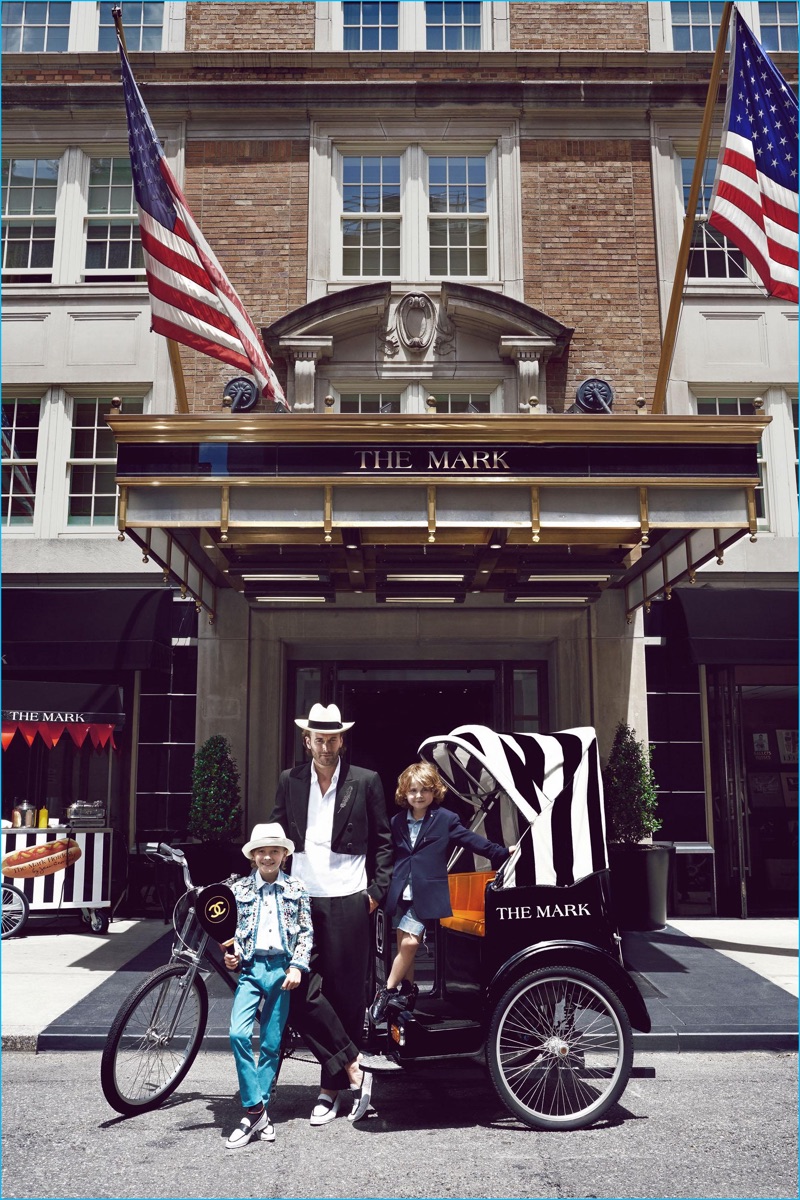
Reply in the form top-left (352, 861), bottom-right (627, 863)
top-left (270, 759), bottom-right (393, 905)
top-left (384, 805), bottom-right (509, 921)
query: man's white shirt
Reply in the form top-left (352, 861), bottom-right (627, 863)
top-left (292, 759), bottom-right (367, 897)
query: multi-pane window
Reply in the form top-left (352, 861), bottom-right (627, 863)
top-left (98, 0), bottom-right (163, 51)
top-left (670, 1), bottom-right (724, 50)
top-left (429, 155), bottom-right (487, 276)
top-left (792, 398), bottom-right (798, 498)
top-left (1, 1), bottom-right (71, 51)
top-left (339, 392), bottom-right (401, 413)
top-left (1, 157), bottom-right (59, 281)
top-left (429, 392), bottom-right (491, 414)
top-left (85, 157), bottom-right (143, 277)
top-left (697, 397), bottom-right (767, 522)
top-left (68, 397), bottom-right (143, 526)
top-left (757, 1), bottom-right (798, 51)
top-left (343, 1), bottom-right (398, 50)
top-left (342, 155), bottom-right (401, 277)
top-left (425, 0), bottom-right (481, 49)
top-left (683, 157), bottom-right (747, 280)
top-left (1, 398), bottom-right (40, 527)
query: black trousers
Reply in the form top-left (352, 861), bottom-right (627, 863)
top-left (290, 891), bottom-right (370, 1090)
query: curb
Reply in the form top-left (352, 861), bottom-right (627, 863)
top-left (7, 1028), bottom-right (797, 1054)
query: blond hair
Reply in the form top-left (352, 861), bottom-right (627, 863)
top-left (395, 762), bottom-right (447, 809)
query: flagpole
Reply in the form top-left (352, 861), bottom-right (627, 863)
top-left (650, 1), bottom-right (734, 415)
top-left (112, 4), bottom-right (190, 415)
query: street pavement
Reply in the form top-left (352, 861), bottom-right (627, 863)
top-left (1, 915), bottom-right (796, 1052)
top-left (1, 1048), bottom-right (797, 1198)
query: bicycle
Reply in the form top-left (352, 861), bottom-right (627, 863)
top-left (2, 882), bottom-right (30, 939)
top-left (100, 842), bottom-right (304, 1116)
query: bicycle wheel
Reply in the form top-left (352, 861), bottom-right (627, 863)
top-left (101, 963), bottom-right (209, 1115)
top-left (1, 884), bottom-right (29, 939)
top-left (487, 965), bottom-right (633, 1131)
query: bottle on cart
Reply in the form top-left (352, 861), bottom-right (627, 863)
top-left (37, 803), bottom-right (49, 829)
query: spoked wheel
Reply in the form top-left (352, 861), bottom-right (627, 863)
top-left (1, 884), bottom-right (29, 939)
top-left (101, 964), bottom-right (208, 1115)
top-left (488, 965), bottom-right (633, 1130)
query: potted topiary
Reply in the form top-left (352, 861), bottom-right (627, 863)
top-left (603, 721), bottom-right (670, 931)
top-left (185, 734), bottom-right (244, 885)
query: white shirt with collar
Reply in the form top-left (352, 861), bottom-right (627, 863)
top-left (254, 870), bottom-right (286, 954)
top-left (292, 759), bottom-right (367, 898)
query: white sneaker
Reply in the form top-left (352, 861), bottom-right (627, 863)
top-left (310, 1092), bottom-right (341, 1126)
top-left (225, 1108), bottom-right (268, 1149)
top-left (347, 1070), bottom-right (374, 1122)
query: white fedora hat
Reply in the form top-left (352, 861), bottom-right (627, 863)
top-left (294, 702), bottom-right (354, 734)
top-left (242, 822), bottom-right (295, 859)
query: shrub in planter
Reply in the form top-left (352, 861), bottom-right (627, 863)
top-left (604, 722), bottom-right (668, 931)
top-left (186, 735), bottom-right (244, 883)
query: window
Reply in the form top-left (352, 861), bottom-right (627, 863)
top-left (84, 157), bottom-right (143, 279)
top-left (670, 1), bottom-right (724, 50)
top-left (792, 398), bottom-right (798, 498)
top-left (429, 392), bottom-right (491, 414)
top-left (98, 0), bottom-right (164, 51)
top-left (336, 144), bottom-right (493, 282)
top-left (339, 392), bottom-right (401, 413)
top-left (429, 155), bottom-right (487, 276)
top-left (757, 0), bottom-right (798, 51)
top-left (342, 155), bottom-right (401, 277)
top-left (342, 1), bottom-right (398, 50)
top-left (425, 0), bottom-right (482, 49)
top-left (1, 0), bottom-right (70, 51)
top-left (697, 397), bottom-right (768, 522)
top-left (683, 157), bottom-right (747, 280)
top-left (68, 396), bottom-right (143, 527)
top-left (1, 157), bottom-right (59, 282)
top-left (1, 398), bottom-right (40, 527)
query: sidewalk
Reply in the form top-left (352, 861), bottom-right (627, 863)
top-left (1, 916), bottom-right (797, 1053)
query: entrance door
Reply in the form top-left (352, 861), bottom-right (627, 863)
top-left (339, 671), bottom-right (495, 805)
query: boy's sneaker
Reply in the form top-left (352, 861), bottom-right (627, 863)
top-left (225, 1107), bottom-right (268, 1149)
top-left (255, 1118), bottom-right (276, 1142)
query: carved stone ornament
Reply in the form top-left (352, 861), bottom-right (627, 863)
top-left (433, 308), bottom-right (456, 357)
top-left (376, 323), bottom-right (400, 358)
top-left (397, 291), bottom-right (435, 354)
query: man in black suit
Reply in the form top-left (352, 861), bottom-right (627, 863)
top-left (271, 702), bottom-right (392, 1124)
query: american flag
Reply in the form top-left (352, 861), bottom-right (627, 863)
top-left (708, 10), bottom-right (798, 303)
top-left (117, 38), bottom-right (289, 408)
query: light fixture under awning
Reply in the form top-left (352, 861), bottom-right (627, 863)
top-left (2, 682), bottom-right (125, 752)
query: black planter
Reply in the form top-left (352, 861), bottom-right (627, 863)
top-left (608, 844), bottom-right (671, 931)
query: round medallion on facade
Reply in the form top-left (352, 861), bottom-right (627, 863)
top-left (397, 292), bottom-right (436, 354)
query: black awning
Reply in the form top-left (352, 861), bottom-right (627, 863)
top-left (2, 681), bottom-right (125, 726)
top-left (2, 588), bottom-right (174, 672)
top-left (667, 587), bottom-right (798, 665)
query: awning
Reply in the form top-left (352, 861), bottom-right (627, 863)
top-left (2, 588), bottom-right (173, 672)
top-left (2, 682), bottom-right (125, 752)
top-left (665, 587), bottom-right (798, 665)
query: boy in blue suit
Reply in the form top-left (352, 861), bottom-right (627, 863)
top-left (370, 761), bottom-right (513, 1022)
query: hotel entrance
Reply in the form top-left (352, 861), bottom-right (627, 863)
top-left (287, 662), bottom-right (547, 808)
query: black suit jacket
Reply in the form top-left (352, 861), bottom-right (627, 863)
top-left (270, 759), bottom-right (393, 905)
top-left (384, 805), bottom-right (509, 921)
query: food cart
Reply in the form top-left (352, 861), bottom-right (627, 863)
top-left (1, 825), bottom-right (114, 936)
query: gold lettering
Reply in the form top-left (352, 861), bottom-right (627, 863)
top-left (428, 450), bottom-right (449, 469)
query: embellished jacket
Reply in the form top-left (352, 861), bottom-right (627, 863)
top-left (231, 870), bottom-right (313, 971)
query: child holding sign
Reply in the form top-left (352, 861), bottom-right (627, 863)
top-left (223, 823), bottom-right (313, 1148)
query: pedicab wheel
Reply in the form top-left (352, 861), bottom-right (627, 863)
top-left (487, 965), bottom-right (633, 1131)
top-left (1, 883), bottom-right (29, 939)
top-left (101, 964), bottom-right (209, 1115)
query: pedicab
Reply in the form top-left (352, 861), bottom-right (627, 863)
top-left (367, 724), bottom-right (652, 1130)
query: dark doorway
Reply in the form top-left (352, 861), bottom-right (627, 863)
top-left (339, 675), bottom-right (494, 807)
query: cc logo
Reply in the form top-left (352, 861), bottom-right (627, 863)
top-left (205, 897), bottom-right (230, 924)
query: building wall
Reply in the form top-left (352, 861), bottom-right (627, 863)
top-left (510, 3), bottom-right (649, 50)
top-left (185, 2), bottom-right (316, 52)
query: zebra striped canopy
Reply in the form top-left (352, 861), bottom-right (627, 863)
top-left (418, 725), bottom-right (608, 888)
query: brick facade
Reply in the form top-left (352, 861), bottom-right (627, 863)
top-left (185, 2), bottom-right (316, 52)
top-left (521, 139), bottom-right (661, 412)
top-left (180, 138), bottom-right (308, 412)
top-left (510, 3), bottom-right (649, 51)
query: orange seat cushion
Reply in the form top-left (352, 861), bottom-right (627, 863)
top-left (439, 870), bottom-right (495, 938)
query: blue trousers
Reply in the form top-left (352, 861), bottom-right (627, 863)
top-left (229, 951), bottom-right (291, 1109)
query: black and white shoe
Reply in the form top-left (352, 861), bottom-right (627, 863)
top-left (225, 1108), bottom-right (268, 1149)
top-left (310, 1092), bottom-right (341, 1126)
top-left (347, 1070), bottom-right (374, 1122)
top-left (255, 1118), bottom-right (276, 1142)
